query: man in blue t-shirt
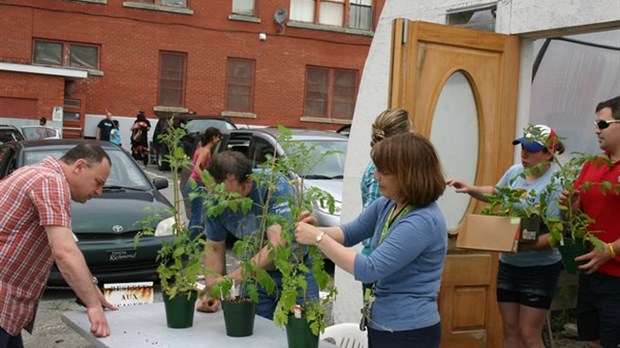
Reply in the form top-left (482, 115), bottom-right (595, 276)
top-left (96, 111), bottom-right (114, 142)
top-left (196, 150), bottom-right (318, 319)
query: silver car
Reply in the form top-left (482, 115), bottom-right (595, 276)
top-left (215, 128), bottom-right (348, 227)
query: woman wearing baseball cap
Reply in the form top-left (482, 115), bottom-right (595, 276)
top-left (447, 124), bottom-right (565, 348)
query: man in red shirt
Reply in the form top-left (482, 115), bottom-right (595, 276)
top-left (572, 96), bottom-right (620, 348)
top-left (0, 143), bottom-right (116, 348)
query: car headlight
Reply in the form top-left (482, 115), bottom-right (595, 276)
top-left (154, 217), bottom-right (175, 237)
top-left (313, 199), bottom-right (342, 216)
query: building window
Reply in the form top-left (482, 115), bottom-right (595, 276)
top-left (132, 0), bottom-right (187, 7)
top-left (232, 0), bottom-right (255, 16)
top-left (349, 0), bottom-right (372, 30)
top-left (290, 0), bottom-right (373, 31)
top-left (159, 52), bottom-right (186, 107)
top-left (447, 6), bottom-right (496, 32)
top-left (304, 66), bottom-right (357, 120)
top-left (226, 58), bottom-right (255, 112)
top-left (33, 40), bottom-right (99, 69)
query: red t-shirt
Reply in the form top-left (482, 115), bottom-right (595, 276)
top-left (574, 156), bottom-right (620, 277)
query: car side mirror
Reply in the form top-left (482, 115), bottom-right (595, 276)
top-left (152, 177), bottom-right (169, 190)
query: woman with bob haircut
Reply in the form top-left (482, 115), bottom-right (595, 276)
top-left (295, 132), bottom-right (447, 348)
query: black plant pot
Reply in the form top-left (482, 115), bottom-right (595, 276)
top-left (162, 291), bottom-right (198, 329)
top-left (558, 238), bottom-right (590, 275)
top-left (285, 316), bottom-right (319, 348)
top-left (222, 299), bottom-right (256, 337)
top-left (518, 216), bottom-right (541, 243)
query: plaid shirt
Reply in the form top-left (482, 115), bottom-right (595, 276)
top-left (0, 156), bottom-right (72, 335)
top-left (360, 161), bottom-right (381, 255)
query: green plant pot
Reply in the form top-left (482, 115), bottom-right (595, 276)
top-left (162, 291), bottom-right (198, 329)
top-left (222, 299), bottom-right (256, 337)
top-left (558, 239), bottom-right (590, 275)
top-left (285, 316), bottom-right (319, 348)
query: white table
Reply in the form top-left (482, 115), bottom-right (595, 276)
top-left (61, 302), bottom-right (337, 348)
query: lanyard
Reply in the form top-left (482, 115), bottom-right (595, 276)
top-left (378, 204), bottom-right (412, 245)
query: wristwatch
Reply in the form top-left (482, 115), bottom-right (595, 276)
top-left (92, 276), bottom-right (99, 286)
top-left (315, 231), bottom-right (325, 246)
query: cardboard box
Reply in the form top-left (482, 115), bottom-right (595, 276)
top-left (456, 214), bottom-right (521, 253)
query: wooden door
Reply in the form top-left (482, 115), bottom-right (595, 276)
top-left (62, 95), bottom-right (85, 139)
top-left (389, 20), bottom-right (520, 347)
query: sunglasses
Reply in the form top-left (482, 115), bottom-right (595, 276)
top-left (595, 119), bottom-right (620, 129)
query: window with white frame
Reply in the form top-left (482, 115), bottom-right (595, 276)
top-left (232, 0), bottom-right (255, 16)
top-left (33, 40), bottom-right (99, 69)
top-left (290, 0), bottom-right (373, 31)
top-left (226, 58), bottom-right (255, 112)
top-left (131, 0), bottom-right (187, 7)
top-left (159, 52), bottom-right (186, 106)
top-left (304, 66), bottom-right (357, 120)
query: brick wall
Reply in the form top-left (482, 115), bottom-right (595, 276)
top-left (0, 1), bottom-right (381, 131)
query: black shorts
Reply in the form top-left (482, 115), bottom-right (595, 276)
top-left (496, 261), bottom-right (562, 309)
top-left (576, 272), bottom-right (620, 347)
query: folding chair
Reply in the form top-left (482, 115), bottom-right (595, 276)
top-left (320, 323), bottom-right (368, 348)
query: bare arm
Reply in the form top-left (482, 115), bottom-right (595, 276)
top-left (446, 179), bottom-right (496, 202)
top-left (46, 226), bottom-right (113, 337)
top-left (203, 239), bottom-right (226, 287)
top-left (227, 223), bottom-right (282, 285)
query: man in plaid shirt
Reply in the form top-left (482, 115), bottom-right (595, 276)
top-left (0, 143), bottom-right (116, 347)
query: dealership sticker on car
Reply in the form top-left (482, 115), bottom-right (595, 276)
top-left (108, 249), bottom-right (138, 262)
top-left (103, 282), bottom-right (154, 307)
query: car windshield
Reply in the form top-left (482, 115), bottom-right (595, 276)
top-left (285, 139), bottom-right (348, 179)
top-left (185, 119), bottom-right (236, 134)
top-left (24, 148), bottom-right (152, 190)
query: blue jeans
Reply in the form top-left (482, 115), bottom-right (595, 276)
top-left (254, 269), bottom-right (319, 320)
top-left (0, 327), bottom-right (23, 348)
top-left (186, 180), bottom-right (204, 240)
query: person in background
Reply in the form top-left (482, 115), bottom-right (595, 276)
top-left (186, 127), bottom-right (221, 240)
top-left (96, 111), bottom-right (114, 142)
top-left (110, 120), bottom-right (121, 147)
top-left (35, 117), bottom-right (49, 139)
top-left (0, 144), bottom-right (117, 347)
top-left (447, 124), bottom-right (565, 348)
top-left (296, 133), bottom-right (447, 348)
top-left (566, 96), bottom-right (620, 348)
top-left (359, 108), bottom-right (413, 294)
top-left (196, 151), bottom-right (318, 320)
top-left (130, 109), bottom-right (151, 162)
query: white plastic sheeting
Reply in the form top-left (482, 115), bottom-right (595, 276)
top-left (530, 29), bottom-right (620, 157)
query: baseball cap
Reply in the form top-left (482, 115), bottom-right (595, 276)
top-left (512, 124), bottom-right (557, 152)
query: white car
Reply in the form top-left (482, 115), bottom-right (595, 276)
top-left (21, 125), bottom-right (62, 140)
top-left (215, 128), bottom-right (348, 227)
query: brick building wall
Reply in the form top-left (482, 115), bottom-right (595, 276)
top-left (0, 0), bottom-right (384, 132)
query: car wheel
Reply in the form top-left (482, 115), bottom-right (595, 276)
top-left (156, 150), bottom-right (170, 171)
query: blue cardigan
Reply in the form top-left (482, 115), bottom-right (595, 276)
top-left (342, 197), bottom-right (447, 331)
